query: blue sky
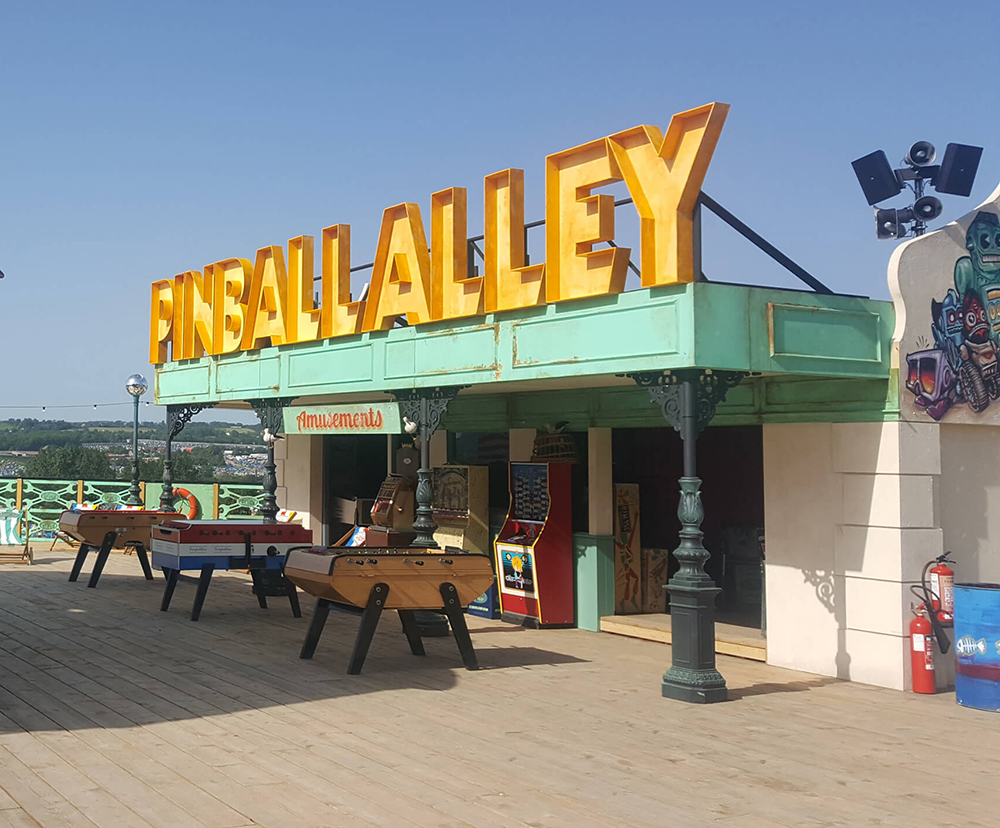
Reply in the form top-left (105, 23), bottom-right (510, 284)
top-left (2, 0), bottom-right (998, 423)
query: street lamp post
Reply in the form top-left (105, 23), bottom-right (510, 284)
top-left (125, 374), bottom-right (148, 507)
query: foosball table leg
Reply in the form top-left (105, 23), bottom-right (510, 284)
top-left (160, 568), bottom-right (180, 611)
top-left (286, 580), bottom-right (302, 618)
top-left (249, 570), bottom-right (268, 609)
top-left (68, 545), bottom-right (91, 582)
top-left (348, 583), bottom-right (390, 675)
top-left (190, 564), bottom-right (215, 621)
top-left (439, 582), bottom-right (479, 671)
top-left (134, 543), bottom-right (154, 581)
top-left (300, 598), bottom-right (332, 659)
top-left (397, 610), bottom-right (426, 657)
top-left (87, 532), bottom-right (119, 588)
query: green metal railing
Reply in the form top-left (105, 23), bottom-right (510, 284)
top-left (0, 478), bottom-right (265, 535)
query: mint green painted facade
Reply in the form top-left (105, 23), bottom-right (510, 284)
top-left (153, 280), bottom-right (896, 637)
top-left (156, 283), bottom-right (895, 417)
top-left (573, 533), bottom-right (616, 632)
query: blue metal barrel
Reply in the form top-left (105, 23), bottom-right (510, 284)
top-left (954, 583), bottom-right (1000, 712)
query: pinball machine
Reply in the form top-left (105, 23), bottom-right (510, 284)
top-left (150, 520), bottom-right (313, 621)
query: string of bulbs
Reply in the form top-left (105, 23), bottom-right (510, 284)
top-left (0, 401), bottom-right (156, 412)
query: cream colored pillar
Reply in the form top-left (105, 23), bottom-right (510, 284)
top-left (430, 431), bottom-right (448, 467)
top-left (588, 427), bottom-right (613, 536)
top-left (275, 434), bottom-right (324, 534)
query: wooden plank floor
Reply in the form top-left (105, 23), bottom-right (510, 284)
top-left (600, 613), bottom-right (767, 661)
top-left (0, 550), bottom-right (998, 827)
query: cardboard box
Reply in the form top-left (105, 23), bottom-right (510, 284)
top-left (642, 548), bottom-right (671, 613)
top-left (613, 484), bottom-right (642, 614)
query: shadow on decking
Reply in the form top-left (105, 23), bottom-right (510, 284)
top-left (0, 563), bottom-right (589, 735)
top-left (728, 676), bottom-right (842, 699)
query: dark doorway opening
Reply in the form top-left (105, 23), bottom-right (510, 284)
top-left (612, 425), bottom-right (765, 628)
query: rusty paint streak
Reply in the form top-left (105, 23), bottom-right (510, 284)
top-left (513, 357), bottom-right (582, 367)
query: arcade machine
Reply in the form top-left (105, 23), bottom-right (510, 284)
top-left (494, 462), bottom-right (573, 627)
top-left (364, 473), bottom-right (415, 546)
top-left (339, 445), bottom-right (418, 547)
top-left (431, 465), bottom-right (489, 554)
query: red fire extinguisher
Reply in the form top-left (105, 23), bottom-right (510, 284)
top-left (909, 609), bottom-right (936, 694)
top-left (926, 553), bottom-right (955, 625)
top-left (908, 553), bottom-right (955, 694)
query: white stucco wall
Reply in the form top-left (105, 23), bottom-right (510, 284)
top-left (763, 421), bottom-right (944, 690)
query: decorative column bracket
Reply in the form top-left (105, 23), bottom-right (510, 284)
top-left (388, 386), bottom-right (465, 548)
top-left (623, 369), bottom-right (747, 434)
top-left (626, 368), bottom-right (747, 704)
top-left (249, 397), bottom-right (296, 524)
top-left (161, 403), bottom-right (217, 511)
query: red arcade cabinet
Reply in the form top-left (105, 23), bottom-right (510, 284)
top-left (494, 462), bottom-right (573, 626)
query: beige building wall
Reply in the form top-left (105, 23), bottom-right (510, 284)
top-left (274, 434), bottom-right (324, 536)
top-left (763, 421), bottom-right (943, 690)
top-left (939, 423), bottom-right (1000, 583)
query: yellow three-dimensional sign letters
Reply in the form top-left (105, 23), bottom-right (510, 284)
top-left (150, 102), bottom-right (728, 363)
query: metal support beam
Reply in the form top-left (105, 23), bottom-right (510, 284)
top-left (161, 404), bottom-right (217, 512)
top-left (625, 369), bottom-right (746, 703)
top-left (390, 385), bottom-right (465, 637)
top-left (249, 398), bottom-right (295, 523)
top-left (390, 386), bottom-right (465, 548)
top-left (698, 193), bottom-right (833, 295)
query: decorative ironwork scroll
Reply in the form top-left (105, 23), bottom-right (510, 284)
top-left (249, 397), bottom-right (296, 523)
top-left (388, 386), bottom-right (465, 549)
top-left (161, 403), bottom-right (218, 511)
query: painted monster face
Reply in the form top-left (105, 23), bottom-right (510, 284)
top-left (966, 212), bottom-right (1000, 277)
top-left (963, 291), bottom-right (990, 344)
top-left (942, 289), bottom-right (963, 341)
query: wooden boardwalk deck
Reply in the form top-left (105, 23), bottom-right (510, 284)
top-left (0, 549), bottom-right (998, 827)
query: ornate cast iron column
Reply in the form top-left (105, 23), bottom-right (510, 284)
top-left (390, 385), bottom-right (464, 637)
top-left (249, 398), bottom-right (294, 524)
top-left (627, 369), bottom-right (746, 704)
top-left (390, 386), bottom-right (465, 548)
top-left (161, 404), bottom-right (216, 512)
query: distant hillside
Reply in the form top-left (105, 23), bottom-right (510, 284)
top-left (0, 419), bottom-right (262, 452)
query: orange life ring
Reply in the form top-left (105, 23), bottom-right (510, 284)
top-left (171, 488), bottom-right (199, 519)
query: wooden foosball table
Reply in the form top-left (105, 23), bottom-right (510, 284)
top-left (60, 510), bottom-right (178, 588)
top-left (283, 546), bottom-right (495, 674)
top-left (150, 520), bottom-right (313, 621)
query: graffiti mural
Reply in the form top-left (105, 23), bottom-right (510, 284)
top-left (902, 210), bottom-right (1000, 420)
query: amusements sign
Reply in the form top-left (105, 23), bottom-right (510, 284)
top-left (891, 182), bottom-right (1000, 423)
top-left (149, 103), bottom-right (730, 364)
top-left (282, 403), bottom-right (402, 435)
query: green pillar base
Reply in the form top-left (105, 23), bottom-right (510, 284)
top-left (661, 667), bottom-right (728, 704)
